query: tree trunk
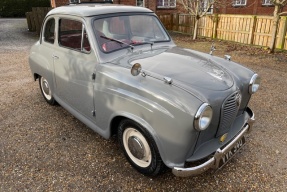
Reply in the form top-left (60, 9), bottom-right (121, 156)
top-left (269, 5), bottom-right (280, 53)
top-left (193, 18), bottom-right (199, 40)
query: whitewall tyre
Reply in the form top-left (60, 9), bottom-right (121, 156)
top-left (118, 119), bottom-right (166, 176)
top-left (39, 76), bottom-right (56, 105)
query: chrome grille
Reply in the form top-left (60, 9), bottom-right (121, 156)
top-left (216, 92), bottom-right (239, 137)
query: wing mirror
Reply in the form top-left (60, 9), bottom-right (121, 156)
top-left (131, 63), bottom-right (142, 76)
top-left (209, 43), bottom-right (216, 55)
top-left (224, 55), bottom-right (231, 61)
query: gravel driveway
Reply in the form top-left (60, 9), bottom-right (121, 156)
top-left (0, 19), bottom-right (286, 191)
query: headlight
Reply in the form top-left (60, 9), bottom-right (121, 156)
top-left (249, 74), bottom-right (260, 94)
top-left (194, 103), bottom-right (213, 131)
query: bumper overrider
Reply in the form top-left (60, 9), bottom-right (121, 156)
top-left (172, 107), bottom-right (255, 177)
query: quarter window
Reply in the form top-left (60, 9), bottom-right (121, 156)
top-left (157, 0), bottom-right (176, 8)
top-left (58, 19), bottom-right (91, 53)
top-left (44, 18), bottom-right (55, 44)
top-left (82, 28), bottom-right (91, 52)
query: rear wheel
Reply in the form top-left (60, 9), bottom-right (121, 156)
top-left (118, 119), bottom-right (165, 176)
top-left (39, 76), bottom-right (56, 105)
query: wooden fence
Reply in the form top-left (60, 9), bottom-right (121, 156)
top-left (26, 7), bottom-right (52, 35)
top-left (159, 13), bottom-right (287, 50)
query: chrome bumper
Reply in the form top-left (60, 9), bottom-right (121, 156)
top-left (172, 107), bottom-right (255, 177)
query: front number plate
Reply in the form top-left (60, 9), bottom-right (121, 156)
top-left (218, 136), bottom-right (246, 169)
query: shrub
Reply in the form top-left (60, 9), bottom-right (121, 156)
top-left (0, 0), bottom-right (50, 17)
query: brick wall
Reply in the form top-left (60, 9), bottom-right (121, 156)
top-left (52, 0), bottom-right (287, 16)
top-left (51, 0), bottom-right (116, 8)
top-left (215, 0), bottom-right (287, 16)
top-left (52, 0), bottom-right (185, 14)
top-left (51, 0), bottom-right (68, 8)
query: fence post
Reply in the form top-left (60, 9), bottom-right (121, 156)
top-left (36, 7), bottom-right (45, 35)
top-left (276, 16), bottom-right (287, 49)
top-left (170, 13), bottom-right (174, 31)
top-left (248, 16), bottom-right (257, 45)
top-left (32, 7), bottom-right (40, 35)
top-left (212, 14), bottom-right (218, 39)
top-left (25, 12), bottom-right (32, 31)
top-left (28, 12), bottom-right (36, 32)
top-left (175, 13), bottom-right (179, 32)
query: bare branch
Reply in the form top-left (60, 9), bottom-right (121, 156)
top-left (178, 0), bottom-right (220, 39)
top-left (179, 0), bottom-right (219, 17)
top-left (271, 0), bottom-right (287, 6)
top-left (181, 0), bottom-right (197, 15)
top-left (279, 11), bottom-right (287, 15)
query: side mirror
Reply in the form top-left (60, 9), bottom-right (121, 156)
top-left (224, 55), bottom-right (231, 61)
top-left (131, 63), bottom-right (142, 76)
top-left (209, 43), bottom-right (216, 55)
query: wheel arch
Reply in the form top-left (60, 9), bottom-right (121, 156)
top-left (29, 53), bottom-right (55, 96)
top-left (29, 43), bottom-right (54, 85)
top-left (109, 112), bottom-right (167, 164)
top-left (33, 73), bottom-right (40, 81)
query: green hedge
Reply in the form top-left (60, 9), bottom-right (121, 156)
top-left (0, 0), bottom-right (50, 17)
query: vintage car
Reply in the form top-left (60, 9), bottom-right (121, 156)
top-left (29, 2), bottom-right (260, 177)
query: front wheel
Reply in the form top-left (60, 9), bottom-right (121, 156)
top-left (118, 119), bottom-right (165, 176)
top-left (39, 76), bottom-right (56, 105)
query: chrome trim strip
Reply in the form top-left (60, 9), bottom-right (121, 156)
top-left (172, 108), bottom-right (254, 177)
top-left (194, 103), bottom-right (212, 131)
top-left (172, 157), bottom-right (215, 177)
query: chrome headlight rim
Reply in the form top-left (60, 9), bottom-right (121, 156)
top-left (194, 103), bottom-right (213, 131)
top-left (249, 74), bottom-right (260, 94)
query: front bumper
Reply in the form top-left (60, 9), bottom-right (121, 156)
top-left (172, 107), bottom-right (255, 177)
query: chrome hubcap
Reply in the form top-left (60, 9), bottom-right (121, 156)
top-left (41, 77), bottom-right (52, 100)
top-left (43, 80), bottom-right (50, 95)
top-left (128, 136), bottom-right (145, 160)
top-left (123, 128), bottom-right (152, 168)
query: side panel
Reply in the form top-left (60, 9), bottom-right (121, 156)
top-left (29, 16), bottom-right (57, 98)
top-left (29, 42), bottom-right (56, 92)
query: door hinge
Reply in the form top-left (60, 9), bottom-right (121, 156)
top-left (91, 110), bottom-right (96, 117)
top-left (92, 73), bottom-right (96, 80)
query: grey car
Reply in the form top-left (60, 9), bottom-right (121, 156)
top-left (29, 3), bottom-right (260, 177)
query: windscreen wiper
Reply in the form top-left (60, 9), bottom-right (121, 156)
top-left (132, 41), bottom-right (154, 50)
top-left (100, 36), bottom-right (134, 51)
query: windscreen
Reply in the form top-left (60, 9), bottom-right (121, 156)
top-left (93, 15), bottom-right (170, 52)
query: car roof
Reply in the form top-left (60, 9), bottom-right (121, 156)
top-left (47, 4), bottom-right (153, 17)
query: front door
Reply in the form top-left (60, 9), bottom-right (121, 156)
top-left (53, 18), bottom-right (97, 122)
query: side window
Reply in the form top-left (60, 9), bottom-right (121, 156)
top-left (44, 18), bottom-right (55, 44)
top-left (58, 18), bottom-right (91, 53)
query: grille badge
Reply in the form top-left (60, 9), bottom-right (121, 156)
top-left (220, 133), bottom-right (228, 143)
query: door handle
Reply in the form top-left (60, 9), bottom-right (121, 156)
top-left (52, 55), bottom-right (59, 59)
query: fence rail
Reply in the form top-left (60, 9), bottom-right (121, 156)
top-left (158, 13), bottom-right (287, 50)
